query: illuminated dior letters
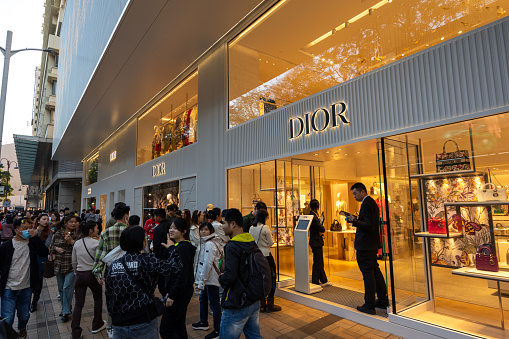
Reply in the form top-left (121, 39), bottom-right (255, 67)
top-left (289, 102), bottom-right (349, 139)
top-left (152, 162), bottom-right (166, 177)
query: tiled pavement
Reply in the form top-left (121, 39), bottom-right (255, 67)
top-left (21, 277), bottom-right (404, 339)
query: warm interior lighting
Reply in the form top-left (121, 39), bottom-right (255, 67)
top-left (303, 0), bottom-right (392, 50)
top-left (138, 71), bottom-right (198, 121)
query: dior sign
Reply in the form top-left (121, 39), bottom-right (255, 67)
top-left (289, 102), bottom-right (350, 139)
top-left (152, 162), bottom-right (166, 177)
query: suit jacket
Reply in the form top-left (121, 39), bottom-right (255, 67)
top-left (152, 219), bottom-right (171, 260)
top-left (308, 211), bottom-right (325, 248)
top-left (352, 196), bottom-right (381, 251)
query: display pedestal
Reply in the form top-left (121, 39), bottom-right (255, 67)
top-left (328, 230), bottom-right (356, 261)
top-left (294, 215), bottom-right (323, 295)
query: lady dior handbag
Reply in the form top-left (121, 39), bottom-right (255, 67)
top-left (428, 217), bottom-right (446, 234)
top-left (478, 183), bottom-right (508, 202)
top-left (476, 244), bottom-right (499, 272)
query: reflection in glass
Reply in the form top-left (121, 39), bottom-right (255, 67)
top-left (228, 0), bottom-right (508, 127)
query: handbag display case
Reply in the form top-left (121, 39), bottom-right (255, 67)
top-left (436, 140), bottom-right (471, 173)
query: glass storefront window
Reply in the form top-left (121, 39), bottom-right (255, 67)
top-left (84, 153), bottom-right (98, 186)
top-left (137, 71), bottom-right (198, 165)
top-left (142, 180), bottom-right (179, 223)
top-left (383, 112), bottom-right (509, 338)
top-left (228, 0), bottom-right (509, 128)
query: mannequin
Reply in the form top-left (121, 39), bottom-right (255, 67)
top-left (152, 125), bottom-right (162, 159)
top-left (335, 192), bottom-right (348, 229)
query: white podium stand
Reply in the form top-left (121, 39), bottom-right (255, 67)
top-left (294, 215), bottom-right (323, 294)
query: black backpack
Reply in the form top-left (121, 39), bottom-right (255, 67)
top-left (235, 243), bottom-right (272, 304)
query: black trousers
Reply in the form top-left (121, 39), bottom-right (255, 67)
top-left (356, 250), bottom-right (388, 309)
top-left (160, 287), bottom-right (193, 339)
top-left (311, 246), bottom-right (327, 285)
top-left (266, 254), bottom-right (277, 299)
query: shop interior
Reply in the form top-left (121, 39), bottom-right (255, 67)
top-left (142, 181), bottom-right (179, 223)
top-left (137, 71), bottom-right (198, 166)
top-left (228, 112), bottom-right (509, 337)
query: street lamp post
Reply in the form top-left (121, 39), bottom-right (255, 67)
top-left (0, 30), bottom-right (57, 159)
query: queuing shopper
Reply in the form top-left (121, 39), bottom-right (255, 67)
top-left (189, 210), bottom-right (202, 248)
top-left (166, 204), bottom-right (178, 224)
top-left (0, 219), bottom-right (48, 339)
top-left (219, 208), bottom-right (262, 339)
top-left (105, 226), bottom-right (173, 338)
top-left (0, 215), bottom-right (14, 243)
top-left (30, 214), bottom-right (53, 312)
top-left (50, 215), bottom-right (79, 322)
top-left (192, 222), bottom-right (223, 338)
top-left (249, 209), bottom-right (281, 312)
top-left (210, 208), bottom-right (228, 244)
top-left (144, 213), bottom-right (158, 244)
top-left (344, 183), bottom-right (389, 315)
top-left (160, 218), bottom-right (196, 339)
top-left (242, 201), bottom-right (267, 233)
top-left (71, 220), bottom-right (106, 338)
top-left (93, 202), bottom-right (130, 338)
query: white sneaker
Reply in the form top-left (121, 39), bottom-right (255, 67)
top-left (321, 282), bottom-right (333, 288)
top-left (91, 320), bottom-right (107, 334)
top-left (107, 328), bottom-right (114, 338)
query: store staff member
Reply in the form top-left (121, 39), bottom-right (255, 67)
top-left (308, 199), bottom-right (331, 288)
top-left (344, 182), bottom-right (388, 315)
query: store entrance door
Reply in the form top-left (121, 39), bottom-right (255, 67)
top-left (291, 160), bottom-right (325, 217)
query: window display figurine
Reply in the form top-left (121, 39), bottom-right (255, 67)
top-left (152, 125), bottom-right (162, 159)
top-left (335, 193), bottom-right (348, 230)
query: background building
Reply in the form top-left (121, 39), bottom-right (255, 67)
top-left (14, 0), bottom-right (82, 211)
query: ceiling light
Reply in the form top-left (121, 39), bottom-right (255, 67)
top-left (357, 152), bottom-right (361, 153)
top-left (338, 148), bottom-right (342, 151)
top-left (315, 153), bottom-right (318, 156)
top-left (441, 37), bottom-right (445, 40)
top-left (326, 151), bottom-right (330, 153)
top-left (345, 154), bottom-right (348, 156)
top-left (458, 31), bottom-right (462, 34)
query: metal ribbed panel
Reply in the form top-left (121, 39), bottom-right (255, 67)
top-left (226, 17), bottom-right (509, 168)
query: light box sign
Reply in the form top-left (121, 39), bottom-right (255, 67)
top-left (289, 102), bottom-right (350, 139)
top-left (110, 151), bottom-right (117, 162)
top-left (152, 162), bottom-right (166, 177)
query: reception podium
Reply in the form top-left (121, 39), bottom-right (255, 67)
top-left (294, 215), bottom-right (323, 294)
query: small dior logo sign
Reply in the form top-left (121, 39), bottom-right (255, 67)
top-left (152, 162), bottom-right (166, 177)
top-left (87, 188), bottom-right (91, 195)
top-left (289, 102), bottom-right (350, 139)
top-left (110, 151), bottom-right (116, 162)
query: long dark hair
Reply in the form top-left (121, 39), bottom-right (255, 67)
top-left (34, 214), bottom-right (51, 242)
top-left (252, 209), bottom-right (268, 226)
top-left (54, 215), bottom-right (78, 231)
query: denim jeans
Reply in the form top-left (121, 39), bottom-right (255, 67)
top-left (199, 285), bottom-right (221, 331)
top-left (219, 301), bottom-right (261, 339)
top-left (1, 288), bottom-right (31, 330)
top-left (113, 318), bottom-right (158, 339)
top-left (56, 271), bottom-right (75, 315)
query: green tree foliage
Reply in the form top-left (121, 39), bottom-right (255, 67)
top-left (0, 164), bottom-right (13, 202)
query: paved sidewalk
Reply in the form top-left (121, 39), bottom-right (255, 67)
top-left (23, 277), bottom-right (404, 339)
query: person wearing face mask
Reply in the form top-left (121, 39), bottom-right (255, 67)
top-left (30, 214), bottom-right (53, 312)
top-left (92, 202), bottom-right (130, 338)
top-left (49, 215), bottom-right (79, 322)
top-left (159, 218), bottom-right (196, 339)
top-left (0, 218), bottom-right (49, 339)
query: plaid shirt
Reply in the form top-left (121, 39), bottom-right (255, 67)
top-left (92, 222), bottom-right (127, 278)
top-left (49, 228), bottom-right (78, 275)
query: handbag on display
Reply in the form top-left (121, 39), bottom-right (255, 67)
top-left (476, 244), bottom-right (499, 272)
top-left (436, 140), bottom-right (471, 173)
top-left (477, 183), bottom-right (508, 202)
top-left (450, 214), bottom-right (465, 232)
top-left (428, 217), bottom-right (446, 234)
top-left (330, 219), bottom-right (342, 231)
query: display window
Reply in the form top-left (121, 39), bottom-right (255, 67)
top-left (142, 180), bottom-right (179, 224)
top-left (383, 112), bottom-right (509, 337)
top-left (228, 0), bottom-right (509, 128)
top-left (227, 140), bottom-right (388, 305)
top-left (84, 153), bottom-right (99, 186)
top-left (137, 71), bottom-right (198, 166)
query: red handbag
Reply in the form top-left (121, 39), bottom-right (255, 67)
top-left (428, 218), bottom-right (446, 234)
top-left (476, 245), bottom-right (499, 272)
top-left (450, 214), bottom-right (465, 232)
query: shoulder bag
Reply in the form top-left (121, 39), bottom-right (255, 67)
top-left (120, 256), bottom-right (165, 316)
top-left (476, 244), bottom-right (499, 272)
top-left (211, 241), bottom-right (225, 275)
top-left (330, 219), bottom-right (342, 231)
top-left (43, 253), bottom-right (55, 278)
top-left (82, 238), bottom-right (95, 261)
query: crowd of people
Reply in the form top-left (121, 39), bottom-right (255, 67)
top-left (0, 202), bottom-right (281, 339)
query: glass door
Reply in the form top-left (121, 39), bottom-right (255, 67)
top-left (380, 137), bottom-right (430, 313)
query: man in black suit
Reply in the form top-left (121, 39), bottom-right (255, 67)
top-left (345, 183), bottom-right (388, 315)
top-left (308, 199), bottom-right (331, 287)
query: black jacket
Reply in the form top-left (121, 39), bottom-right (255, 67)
top-left (308, 211), bottom-right (325, 248)
top-left (0, 236), bottom-right (49, 295)
top-left (219, 233), bottom-right (256, 309)
top-left (164, 240), bottom-right (196, 302)
top-left (352, 196), bottom-right (381, 251)
top-left (152, 219), bottom-right (171, 260)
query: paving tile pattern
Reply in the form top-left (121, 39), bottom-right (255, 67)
top-left (18, 278), bottom-right (405, 338)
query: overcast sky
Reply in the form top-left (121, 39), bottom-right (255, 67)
top-left (0, 0), bottom-right (45, 145)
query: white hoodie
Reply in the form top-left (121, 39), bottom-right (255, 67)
top-left (194, 233), bottom-right (223, 289)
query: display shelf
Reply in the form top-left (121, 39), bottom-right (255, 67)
top-left (444, 201), bottom-right (509, 207)
top-left (495, 234), bottom-right (509, 237)
top-left (327, 229), bottom-right (356, 234)
top-left (452, 267), bottom-right (509, 282)
top-left (271, 225), bottom-right (289, 228)
top-left (409, 170), bottom-right (483, 180)
top-left (415, 231), bottom-right (463, 238)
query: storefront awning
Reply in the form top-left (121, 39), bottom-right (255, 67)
top-left (52, 0), bottom-right (265, 161)
top-left (13, 135), bottom-right (52, 186)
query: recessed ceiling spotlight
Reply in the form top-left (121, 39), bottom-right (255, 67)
top-left (458, 31), bottom-right (462, 34)
top-left (326, 151), bottom-right (330, 153)
top-left (344, 154), bottom-right (348, 156)
top-left (314, 153), bottom-right (318, 156)
top-left (338, 148), bottom-right (342, 151)
top-left (441, 37), bottom-right (445, 40)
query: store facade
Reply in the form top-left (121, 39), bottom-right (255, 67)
top-left (55, 0), bottom-right (509, 337)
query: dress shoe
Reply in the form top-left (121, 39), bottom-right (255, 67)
top-left (375, 300), bottom-right (389, 309)
top-left (30, 304), bottom-right (37, 313)
top-left (61, 314), bottom-right (70, 322)
top-left (356, 305), bottom-right (376, 315)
